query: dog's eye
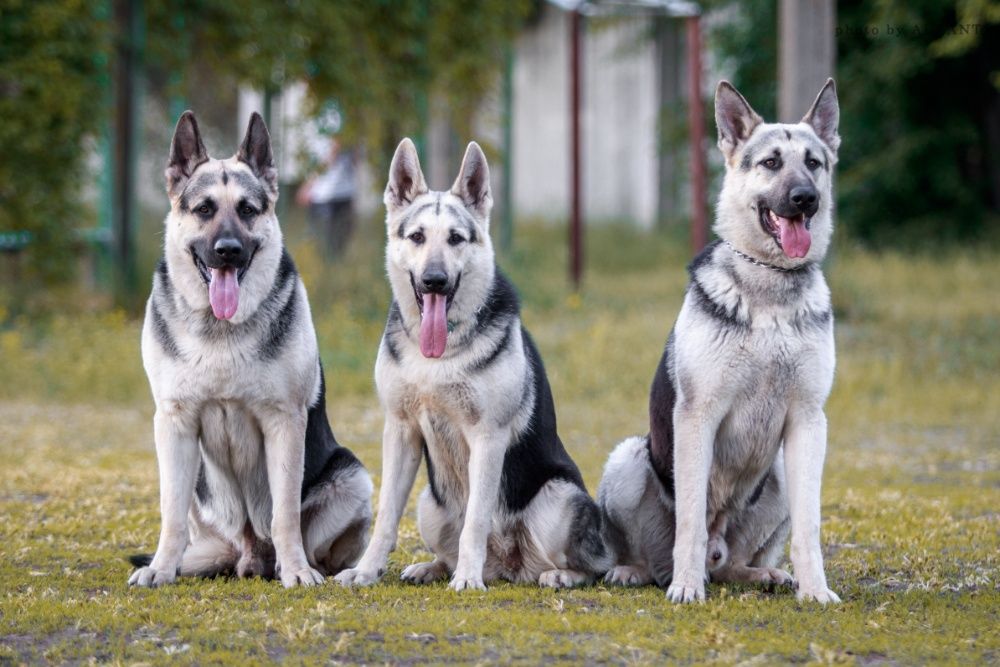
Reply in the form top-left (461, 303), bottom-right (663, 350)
top-left (762, 158), bottom-right (780, 170)
top-left (806, 158), bottom-right (821, 171)
top-left (196, 204), bottom-right (212, 216)
top-left (239, 204), bottom-right (256, 217)
top-left (448, 232), bottom-right (465, 246)
top-left (408, 231), bottom-right (425, 245)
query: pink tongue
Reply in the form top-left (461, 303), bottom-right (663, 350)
top-left (208, 267), bottom-right (240, 320)
top-left (774, 215), bottom-right (811, 258)
top-left (419, 293), bottom-right (448, 358)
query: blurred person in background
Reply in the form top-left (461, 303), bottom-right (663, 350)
top-left (296, 135), bottom-right (357, 258)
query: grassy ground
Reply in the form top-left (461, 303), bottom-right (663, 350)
top-left (1, 218), bottom-right (998, 664)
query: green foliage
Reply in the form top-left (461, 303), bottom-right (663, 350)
top-left (1, 0), bottom-right (529, 285)
top-left (0, 0), bottom-right (110, 282)
top-left (708, 0), bottom-right (778, 120)
top-left (144, 0), bottom-right (531, 171)
top-left (709, 0), bottom-right (1000, 246)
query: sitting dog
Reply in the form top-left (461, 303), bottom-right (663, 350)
top-left (128, 111), bottom-right (372, 588)
top-left (598, 79), bottom-right (843, 603)
top-left (335, 139), bottom-right (612, 590)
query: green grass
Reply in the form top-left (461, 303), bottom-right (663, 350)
top-left (1, 219), bottom-right (998, 664)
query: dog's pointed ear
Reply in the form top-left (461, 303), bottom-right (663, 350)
top-left (451, 141), bottom-right (493, 221)
top-left (715, 81), bottom-right (763, 160)
top-left (237, 112), bottom-right (278, 195)
top-left (166, 111), bottom-right (208, 198)
top-left (802, 78), bottom-right (840, 154)
top-left (384, 138), bottom-right (428, 214)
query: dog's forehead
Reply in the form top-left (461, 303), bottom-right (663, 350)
top-left (739, 123), bottom-right (829, 167)
top-left (396, 191), bottom-right (475, 232)
top-left (180, 159), bottom-right (268, 208)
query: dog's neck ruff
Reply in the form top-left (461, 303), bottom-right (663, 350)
top-left (724, 241), bottom-right (810, 274)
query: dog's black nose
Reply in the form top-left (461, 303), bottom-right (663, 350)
top-left (421, 269), bottom-right (449, 293)
top-left (789, 186), bottom-right (819, 216)
top-left (214, 237), bottom-right (243, 262)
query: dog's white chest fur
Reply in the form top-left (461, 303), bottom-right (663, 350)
top-left (675, 258), bottom-right (835, 511)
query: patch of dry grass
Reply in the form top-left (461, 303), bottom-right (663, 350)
top-left (1, 222), bottom-right (997, 664)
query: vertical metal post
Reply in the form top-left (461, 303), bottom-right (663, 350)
top-left (414, 0), bottom-right (430, 166)
top-left (114, 0), bottom-right (144, 304)
top-left (569, 9), bottom-right (583, 289)
top-left (95, 0), bottom-right (114, 289)
top-left (168, 2), bottom-right (186, 122)
top-left (500, 45), bottom-right (514, 254)
top-left (685, 14), bottom-right (707, 254)
top-left (656, 16), bottom-right (682, 228)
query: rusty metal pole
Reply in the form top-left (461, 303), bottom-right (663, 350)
top-left (569, 9), bottom-right (583, 289)
top-left (685, 14), bottom-right (708, 255)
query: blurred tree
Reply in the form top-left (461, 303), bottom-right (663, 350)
top-left (709, 0), bottom-right (1000, 245)
top-left (1, 0), bottom-right (530, 284)
top-left (0, 0), bottom-right (111, 282)
top-left (144, 0), bottom-right (532, 173)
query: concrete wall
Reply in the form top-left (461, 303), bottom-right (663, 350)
top-left (233, 4), bottom-right (684, 228)
top-left (512, 6), bottom-right (663, 227)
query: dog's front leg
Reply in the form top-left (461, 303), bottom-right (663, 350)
top-left (129, 405), bottom-right (200, 587)
top-left (666, 403), bottom-right (719, 603)
top-left (783, 404), bottom-right (840, 603)
top-left (261, 406), bottom-right (322, 588)
top-left (335, 417), bottom-right (422, 587)
top-left (450, 428), bottom-right (506, 592)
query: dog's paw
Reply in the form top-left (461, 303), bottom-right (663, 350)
top-left (401, 560), bottom-right (448, 584)
top-left (128, 566), bottom-right (176, 588)
top-left (706, 537), bottom-right (729, 572)
top-left (666, 579), bottom-right (705, 603)
top-left (236, 554), bottom-right (268, 579)
top-left (796, 585), bottom-right (841, 604)
top-left (539, 569), bottom-right (590, 589)
top-left (749, 567), bottom-right (795, 587)
top-left (333, 566), bottom-right (382, 587)
top-left (449, 572), bottom-right (487, 592)
top-left (604, 565), bottom-right (652, 587)
top-left (279, 565), bottom-right (324, 588)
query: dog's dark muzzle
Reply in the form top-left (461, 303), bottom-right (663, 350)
top-left (786, 185), bottom-right (819, 218)
top-left (190, 234), bottom-right (258, 284)
top-left (410, 271), bottom-right (460, 313)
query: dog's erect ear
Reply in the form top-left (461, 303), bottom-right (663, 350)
top-left (237, 112), bottom-right (278, 195)
top-left (451, 141), bottom-right (493, 221)
top-left (715, 81), bottom-right (763, 160)
top-left (166, 111), bottom-right (208, 198)
top-left (384, 138), bottom-right (428, 214)
top-left (802, 78), bottom-right (840, 154)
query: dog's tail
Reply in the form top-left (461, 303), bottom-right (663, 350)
top-left (125, 537), bottom-right (237, 578)
top-left (566, 492), bottom-right (618, 576)
top-left (592, 435), bottom-right (657, 572)
top-left (128, 553), bottom-right (153, 568)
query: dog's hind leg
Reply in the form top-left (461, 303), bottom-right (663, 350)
top-left (711, 461), bottom-right (794, 589)
top-left (402, 486), bottom-right (458, 584)
top-left (706, 512), bottom-right (730, 573)
top-left (515, 480), bottom-right (613, 589)
top-left (301, 464), bottom-right (374, 576)
top-left (177, 535), bottom-right (238, 577)
top-left (554, 489), bottom-right (614, 588)
top-left (714, 514), bottom-right (793, 587)
top-left (598, 436), bottom-right (669, 587)
top-left (236, 522), bottom-right (275, 579)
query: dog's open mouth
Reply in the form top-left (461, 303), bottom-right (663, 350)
top-left (192, 250), bottom-right (256, 321)
top-left (410, 273), bottom-right (460, 359)
top-left (758, 205), bottom-right (811, 259)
